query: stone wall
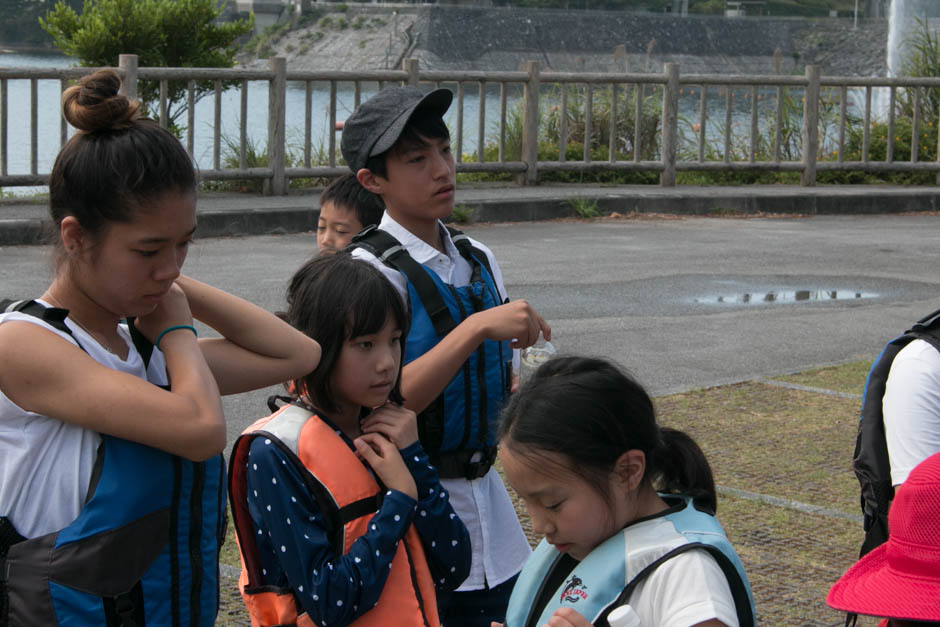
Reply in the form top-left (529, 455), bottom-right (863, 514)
top-left (414, 7), bottom-right (888, 76)
top-left (249, 5), bottom-right (890, 78)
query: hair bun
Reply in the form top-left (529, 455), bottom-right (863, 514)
top-left (62, 69), bottom-right (141, 133)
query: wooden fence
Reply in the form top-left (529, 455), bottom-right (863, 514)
top-left (2, 53), bottom-right (939, 194)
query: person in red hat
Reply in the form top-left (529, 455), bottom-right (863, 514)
top-left (827, 451), bottom-right (940, 627)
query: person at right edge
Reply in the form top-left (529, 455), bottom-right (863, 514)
top-left (344, 85), bottom-right (552, 626)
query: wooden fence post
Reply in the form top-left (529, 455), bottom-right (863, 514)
top-left (118, 54), bottom-right (138, 101)
top-left (403, 58), bottom-right (419, 86)
top-left (266, 56), bottom-right (287, 196)
top-left (519, 60), bottom-right (540, 186)
top-left (660, 62), bottom-right (680, 187)
top-left (801, 64), bottom-right (820, 187)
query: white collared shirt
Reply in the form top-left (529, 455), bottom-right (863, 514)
top-left (884, 338), bottom-right (940, 486)
top-left (352, 213), bottom-right (531, 590)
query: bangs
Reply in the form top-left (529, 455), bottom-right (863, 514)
top-left (346, 272), bottom-right (409, 340)
top-left (285, 253), bottom-right (410, 414)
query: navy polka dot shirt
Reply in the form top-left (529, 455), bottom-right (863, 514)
top-left (245, 428), bottom-right (471, 625)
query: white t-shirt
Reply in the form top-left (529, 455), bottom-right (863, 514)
top-left (883, 338), bottom-right (940, 486)
top-left (626, 548), bottom-right (740, 627)
top-left (0, 303), bottom-right (166, 538)
top-left (351, 214), bottom-right (531, 591)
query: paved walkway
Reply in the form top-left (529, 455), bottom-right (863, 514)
top-left (2, 182), bottom-right (939, 245)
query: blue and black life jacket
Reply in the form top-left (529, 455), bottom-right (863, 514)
top-left (0, 299), bottom-right (226, 627)
top-left (505, 495), bottom-right (756, 627)
top-left (853, 307), bottom-right (940, 558)
top-left (352, 226), bottom-right (512, 480)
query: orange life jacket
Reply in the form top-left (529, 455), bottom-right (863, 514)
top-left (228, 402), bottom-right (440, 627)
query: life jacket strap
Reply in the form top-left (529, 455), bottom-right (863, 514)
top-left (432, 446), bottom-right (497, 480)
top-left (103, 582), bottom-right (145, 627)
top-left (352, 226), bottom-right (457, 337)
top-left (1, 298), bottom-right (156, 371)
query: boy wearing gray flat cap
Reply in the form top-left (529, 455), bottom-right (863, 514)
top-left (346, 86), bottom-right (551, 626)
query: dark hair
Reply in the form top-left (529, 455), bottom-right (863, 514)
top-left (285, 252), bottom-right (409, 414)
top-left (363, 113), bottom-right (451, 179)
top-left (499, 355), bottom-right (717, 513)
top-left (49, 69), bottom-right (195, 261)
top-left (320, 172), bottom-right (385, 230)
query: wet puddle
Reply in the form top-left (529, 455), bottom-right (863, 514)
top-left (694, 289), bottom-right (879, 306)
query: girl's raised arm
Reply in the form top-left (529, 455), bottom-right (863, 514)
top-left (0, 286), bottom-right (224, 461)
top-left (176, 275), bottom-right (321, 395)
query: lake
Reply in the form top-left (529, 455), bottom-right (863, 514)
top-left (0, 51), bottom-right (520, 195)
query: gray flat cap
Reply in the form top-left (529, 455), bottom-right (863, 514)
top-left (340, 86), bottom-right (453, 172)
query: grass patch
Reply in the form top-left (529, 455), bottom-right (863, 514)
top-left (718, 494), bottom-right (879, 626)
top-left (769, 359), bottom-right (873, 396)
top-left (657, 381), bottom-right (861, 512)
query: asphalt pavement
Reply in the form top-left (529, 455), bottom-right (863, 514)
top-left (2, 210), bottom-right (938, 450)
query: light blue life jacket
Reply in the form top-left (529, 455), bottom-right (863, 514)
top-left (0, 301), bottom-right (226, 627)
top-left (504, 495), bottom-right (756, 627)
top-left (352, 226), bottom-right (512, 479)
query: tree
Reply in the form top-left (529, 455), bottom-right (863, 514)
top-left (40, 0), bottom-right (253, 126)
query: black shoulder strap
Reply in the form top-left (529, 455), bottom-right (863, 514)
top-left (447, 226), bottom-right (497, 285)
top-left (125, 318), bottom-right (154, 370)
top-left (0, 299), bottom-right (22, 313)
top-left (602, 543), bottom-right (756, 627)
top-left (1, 298), bottom-right (73, 338)
top-left (4, 298), bottom-right (155, 373)
top-left (909, 307), bottom-right (940, 352)
top-left (352, 226), bottom-right (457, 337)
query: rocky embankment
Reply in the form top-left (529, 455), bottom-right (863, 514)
top-left (241, 6), bottom-right (888, 78)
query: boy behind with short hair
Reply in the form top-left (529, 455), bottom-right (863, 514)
top-left (343, 86), bottom-right (551, 626)
top-left (317, 172), bottom-right (385, 255)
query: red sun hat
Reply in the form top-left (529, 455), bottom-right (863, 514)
top-left (827, 451), bottom-right (940, 621)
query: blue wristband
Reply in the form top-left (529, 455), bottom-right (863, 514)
top-left (155, 324), bottom-right (198, 349)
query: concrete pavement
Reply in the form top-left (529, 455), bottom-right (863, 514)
top-left (2, 211), bottom-right (938, 450)
top-left (2, 182), bottom-right (940, 245)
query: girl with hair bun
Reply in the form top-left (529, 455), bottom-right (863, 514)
top-left (0, 69), bottom-right (321, 625)
top-left (495, 356), bottom-right (756, 627)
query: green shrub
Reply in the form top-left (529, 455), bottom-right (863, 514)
top-left (450, 204), bottom-right (475, 223)
top-left (568, 197), bottom-right (599, 218)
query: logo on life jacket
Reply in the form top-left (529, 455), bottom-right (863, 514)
top-left (560, 574), bottom-right (589, 604)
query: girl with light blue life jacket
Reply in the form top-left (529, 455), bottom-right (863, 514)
top-left (495, 356), bottom-right (756, 627)
top-left (0, 69), bottom-right (320, 627)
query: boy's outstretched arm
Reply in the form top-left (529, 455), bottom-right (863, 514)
top-left (400, 299), bottom-right (551, 415)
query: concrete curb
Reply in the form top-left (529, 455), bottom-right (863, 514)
top-left (2, 185), bottom-right (939, 245)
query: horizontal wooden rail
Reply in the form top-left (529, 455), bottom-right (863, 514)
top-left (3, 54), bottom-right (940, 195)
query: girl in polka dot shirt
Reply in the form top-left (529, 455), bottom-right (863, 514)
top-left (230, 253), bottom-right (471, 626)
